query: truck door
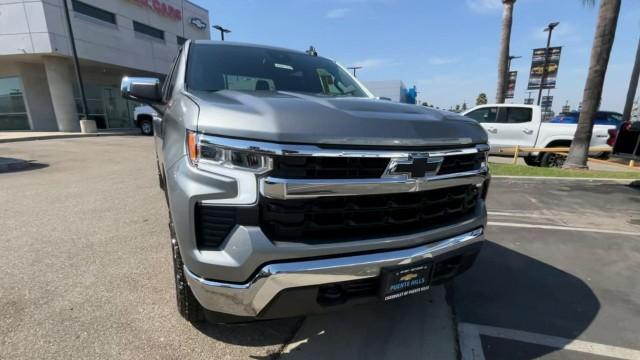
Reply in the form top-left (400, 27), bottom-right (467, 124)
top-left (464, 106), bottom-right (503, 151)
top-left (495, 106), bottom-right (537, 150)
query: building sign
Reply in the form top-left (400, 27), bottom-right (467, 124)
top-left (190, 17), bottom-right (207, 30)
top-left (527, 47), bottom-right (562, 90)
top-left (128, 0), bottom-right (182, 20)
top-left (541, 95), bottom-right (553, 111)
top-left (505, 71), bottom-right (517, 99)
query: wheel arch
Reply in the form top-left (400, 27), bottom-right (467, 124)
top-left (136, 113), bottom-right (153, 126)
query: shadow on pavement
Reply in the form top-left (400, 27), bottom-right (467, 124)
top-left (451, 241), bottom-right (601, 359)
top-left (192, 317), bottom-right (303, 348)
top-left (0, 158), bottom-right (49, 173)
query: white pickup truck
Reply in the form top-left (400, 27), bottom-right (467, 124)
top-left (463, 104), bottom-right (616, 167)
top-left (133, 105), bottom-right (157, 135)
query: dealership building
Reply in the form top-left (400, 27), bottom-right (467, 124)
top-left (0, 0), bottom-right (210, 131)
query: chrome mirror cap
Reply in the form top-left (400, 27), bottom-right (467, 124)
top-left (121, 77), bottom-right (163, 104)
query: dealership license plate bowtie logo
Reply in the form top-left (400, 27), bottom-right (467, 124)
top-left (387, 155), bottom-right (443, 179)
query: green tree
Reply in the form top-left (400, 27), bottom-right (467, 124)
top-left (455, 104), bottom-right (461, 112)
top-left (495, 0), bottom-right (516, 103)
top-left (476, 93), bottom-right (488, 105)
top-left (462, 101), bottom-right (468, 111)
top-left (564, 0), bottom-right (621, 169)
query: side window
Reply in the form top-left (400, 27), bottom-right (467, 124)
top-left (505, 107), bottom-right (533, 123)
top-left (466, 107), bottom-right (498, 123)
top-left (163, 50), bottom-right (182, 101)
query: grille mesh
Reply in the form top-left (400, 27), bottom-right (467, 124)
top-left (438, 153), bottom-right (485, 175)
top-left (260, 185), bottom-right (479, 243)
top-left (270, 156), bottom-right (389, 179)
top-left (270, 152), bottom-right (485, 179)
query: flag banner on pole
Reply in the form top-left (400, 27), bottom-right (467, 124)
top-left (527, 47), bottom-right (562, 90)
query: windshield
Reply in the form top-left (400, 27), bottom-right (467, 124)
top-left (186, 44), bottom-right (368, 97)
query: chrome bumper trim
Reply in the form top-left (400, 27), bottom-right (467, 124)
top-left (260, 170), bottom-right (488, 199)
top-left (185, 227), bottom-right (484, 317)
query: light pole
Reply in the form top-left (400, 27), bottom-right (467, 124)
top-left (347, 66), bottom-right (362, 77)
top-left (537, 22), bottom-right (559, 105)
top-left (212, 25), bottom-right (231, 41)
top-left (62, 0), bottom-right (89, 124)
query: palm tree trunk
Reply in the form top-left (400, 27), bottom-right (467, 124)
top-left (623, 37), bottom-right (640, 122)
top-left (495, 0), bottom-right (515, 104)
top-left (564, 0), bottom-right (621, 169)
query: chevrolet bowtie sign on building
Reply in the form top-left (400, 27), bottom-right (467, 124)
top-left (190, 17), bottom-right (207, 30)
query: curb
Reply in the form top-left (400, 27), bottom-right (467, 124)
top-left (492, 175), bottom-right (637, 183)
top-left (0, 131), bottom-right (140, 144)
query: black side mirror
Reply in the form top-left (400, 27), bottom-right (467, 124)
top-left (121, 77), bottom-right (163, 104)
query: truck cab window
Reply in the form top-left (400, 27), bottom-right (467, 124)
top-left (505, 107), bottom-right (532, 123)
top-left (466, 107), bottom-right (498, 123)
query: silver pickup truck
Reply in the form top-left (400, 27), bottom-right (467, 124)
top-left (121, 40), bottom-right (490, 324)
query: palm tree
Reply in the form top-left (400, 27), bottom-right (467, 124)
top-left (623, 37), bottom-right (640, 122)
top-left (564, 0), bottom-right (621, 169)
top-left (495, 0), bottom-right (516, 104)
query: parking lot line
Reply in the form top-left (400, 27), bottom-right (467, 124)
top-left (458, 323), bottom-right (486, 360)
top-left (488, 211), bottom-right (556, 218)
top-left (487, 221), bottom-right (639, 236)
top-left (459, 322), bottom-right (640, 360)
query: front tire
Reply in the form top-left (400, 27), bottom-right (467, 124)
top-left (170, 223), bottom-right (205, 324)
top-left (140, 119), bottom-right (153, 136)
top-left (540, 152), bottom-right (566, 168)
top-left (523, 156), bottom-right (540, 167)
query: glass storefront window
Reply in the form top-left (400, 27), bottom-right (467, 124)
top-left (0, 76), bottom-right (30, 130)
top-left (73, 83), bottom-right (135, 129)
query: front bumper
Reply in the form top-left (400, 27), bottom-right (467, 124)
top-left (185, 227), bottom-right (484, 317)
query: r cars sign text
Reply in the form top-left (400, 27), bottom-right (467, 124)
top-left (128, 0), bottom-right (182, 21)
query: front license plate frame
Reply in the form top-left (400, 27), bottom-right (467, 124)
top-left (379, 260), bottom-right (432, 301)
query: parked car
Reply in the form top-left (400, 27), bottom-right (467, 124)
top-left (463, 104), bottom-right (617, 167)
top-left (549, 111), bottom-right (622, 127)
top-left (121, 40), bottom-right (490, 324)
top-left (133, 105), bottom-right (157, 135)
top-left (612, 121), bottom-right (640, 161)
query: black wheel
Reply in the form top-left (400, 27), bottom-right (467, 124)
top-left (170, 223), bottom-right (205, 324)
top-left (540, 152), bottom-right (566, 168)
top-left (523, 156), bottom-right (540, 167)
top-left (140, 119), bottom-right (153, 135)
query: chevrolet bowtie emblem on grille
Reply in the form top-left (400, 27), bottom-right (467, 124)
top-left (386, 154), bottom-right (443, 179)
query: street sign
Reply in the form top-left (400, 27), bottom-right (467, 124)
top-left (527, 47), bottom-right (562, 90)
top-left (505, 71), bottom-right (517, 99)
top-left (524, 98), bottom-right (534, 105)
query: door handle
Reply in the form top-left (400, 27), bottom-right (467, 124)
top-left (486, 127), bottom-right (497, 133)
top-left (523, 128), bottom-right (534, 135)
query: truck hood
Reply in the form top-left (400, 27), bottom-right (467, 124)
top-left (189, 90), bottom-right (487, 147)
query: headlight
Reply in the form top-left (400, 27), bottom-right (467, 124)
top-left (187, 131), bottom-right (272, 173)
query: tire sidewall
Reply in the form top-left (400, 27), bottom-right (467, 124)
top-left (140, 120), bottom-right (153, 135)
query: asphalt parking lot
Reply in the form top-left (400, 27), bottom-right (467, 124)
top-left (1, 136), bottom-right (639, 360)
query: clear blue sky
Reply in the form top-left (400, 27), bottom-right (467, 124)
top-left (192, 0), bottom-right (639, 113)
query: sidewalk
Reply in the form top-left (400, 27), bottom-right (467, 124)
top-left (0, 129), bottom-right (140, 144)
